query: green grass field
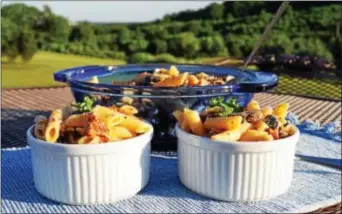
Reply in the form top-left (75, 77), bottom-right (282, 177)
top-left (1, 52), bottom-right (224, 88)
top-left (1, 52), bottom-right (126, 88)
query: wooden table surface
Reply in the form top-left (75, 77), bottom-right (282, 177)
top-left (2, 87), bottom-right (341, 123)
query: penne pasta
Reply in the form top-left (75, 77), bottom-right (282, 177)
top-left (239, 130), bottom-right (273, 142)
top-left (240, 122), bottom-right (252, 133)
top-left (172, 110), bottom-right (184, 122)
top-left (180, 117), bottom-right (191, 132)
top-left (167, 65), bottom-right (180, 77)
top-left (78, 136), bottom-right (101, 144)
top-left (34, 115), bottom-right (47, 124)
top-left (261, 106), bottom-right (273, 117)
top-left (183, 108), bottom-right (205, 136)
top-left (44, 122), bottom-right (61, 143)
top-left (88, 76), bottom-right (99, 84)
top-left (196, 72), bottom-right (209, 79)
top-left (121, 96), bottom-right (134, 105)
top-left (175, 98), bottom-right (296, 142)
top-left (44, 109), bottom-right (64, 143)
top-left (253, 120), bottom-right (269, 131)
top-left (92, 105), bottom-right (118, 120)
top-left (211, 130), bottom-right (242, 142)
top-left (64, 113), bottom-right (89, 127)
top-left (48, 109), bottom-right (63, 123)
top-left (246, 100), bottom-right (261, 111)
top-left (173, 110), bottom-right (191, 132)
top-left (204, 116), bottom-right (243, 131)
top-left (119, 115), bottom-right (151, 134)
top-left (198, 78), bottom-right (210, 86)
top-left (109, 126), bottom-right (135, 140)
top-left (32, 97), bottom-right (153, 144)
top-left (118, 105), bottom-right (138, 115)
top-left (273, 102), bottom-right (289, 119)
top-left (112, 66), bottom-right (234, 87)
top-left (34, 122), bottom-right (47, 140)
top-left (104, 114), bottom-right (125, 128)
top-left (154, 72), bottom-right (189, 87)
top-left (187, 75), bottom-right (199, 86)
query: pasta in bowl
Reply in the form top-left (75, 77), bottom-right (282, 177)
top-left (53, 64), bottom-right (279, 151)
top-left (27, 98), bottom-right (153, 205)
top-left (174, 98), bottom-right (300, 201)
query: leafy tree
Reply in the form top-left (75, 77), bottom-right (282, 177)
top-left (148, 39), bottom-right (168, 54)
top-left (18, 27), bottom-right (38, 62)
top-left (167, 23), bottom-right (183, 34)
top-left (293, 37), bottom-right (333, 60)
top-left (70, 22), bottom-right (97, 48)
top-left (1, 3), bottom-right (41, 27)
top-left (47, 16), bottom-right (70, 42)
top-left (260, 34), bottom-right (293, 55)
top-left (231, 1), bottom-right (266, 17)
top-left (116, 26), bottom-right (132, 48)
top-left (206, 3), bottom-right (224, 19)
top-left (198, 21), bottom-right (214, 36)
top-left (143, 25), bottom-right (168, 40)
top-left (224, 34), bottom-right (244, 57)
top-left (200, 34), bottom-right (228, 57)
top-left (126, 39), bottom-right (149, 54)
top-left (171, 32), bottom-right (201, 58)
top-left (183, 21), bottom-right (202, 35)
top-left (1, 17), bottom-right (20, 61)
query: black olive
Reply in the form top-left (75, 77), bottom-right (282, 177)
top-left (264, 115), bottom-right (279, 129)
top-left (151, 76), bottom-right (161, 83)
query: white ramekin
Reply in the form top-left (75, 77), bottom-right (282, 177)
top-left (176, 124), bottom-right (300, 202)
top-left (27, 125), bottom-right (153, 205)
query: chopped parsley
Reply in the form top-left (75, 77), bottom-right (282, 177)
top-left (209, 96), bottom-right (243, 117)
top-left (72, 96), bottom-right (96, 113)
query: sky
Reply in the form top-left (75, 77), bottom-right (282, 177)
top-left (1, 1), bottom-right (222, 23)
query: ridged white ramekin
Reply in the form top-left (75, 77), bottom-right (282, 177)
top-left (176, 124), bottom-right (300, 202)
top-left (27, 125), bottom-right (153, 205)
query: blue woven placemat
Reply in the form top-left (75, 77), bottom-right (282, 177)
top-left (2, 115), bottom-right (341, 213)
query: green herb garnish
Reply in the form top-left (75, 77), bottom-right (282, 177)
top-left (72, 96), bottom-right (96, 113)
top-left (209, 96), bottom-right (243, 117)
top-left (209, 96), bottom-right (224, 107)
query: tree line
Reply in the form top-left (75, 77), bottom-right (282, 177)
top-left (1, 2), bottom-right (341, 68)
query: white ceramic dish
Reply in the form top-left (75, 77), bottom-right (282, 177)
top-left (27, 125), bottom-right (153, 205)
top-left (176, 124), bottom-right (300, 202)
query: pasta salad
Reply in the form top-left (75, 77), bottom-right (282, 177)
top-left (33, 97), bottom-right (152, 144)
top-left (88, 65), bottom-right (235, 87)
top-left (173, 98), bottom-right (297, 142)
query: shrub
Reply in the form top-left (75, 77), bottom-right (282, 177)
top-left (128, 52), bottom-right (155, 64)
top-left (111, 51), bottom-right (127, 60)
top-left (153, 53), bottom-right (177, 63)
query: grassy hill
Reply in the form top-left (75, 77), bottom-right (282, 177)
top-left (2, 51), bottom-right (126, 89)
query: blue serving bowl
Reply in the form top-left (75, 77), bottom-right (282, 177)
top-left (54, 64), bottom-right (278, 151)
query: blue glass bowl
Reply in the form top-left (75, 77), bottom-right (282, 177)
top-left (54, 64), bottom-right (278, 151)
